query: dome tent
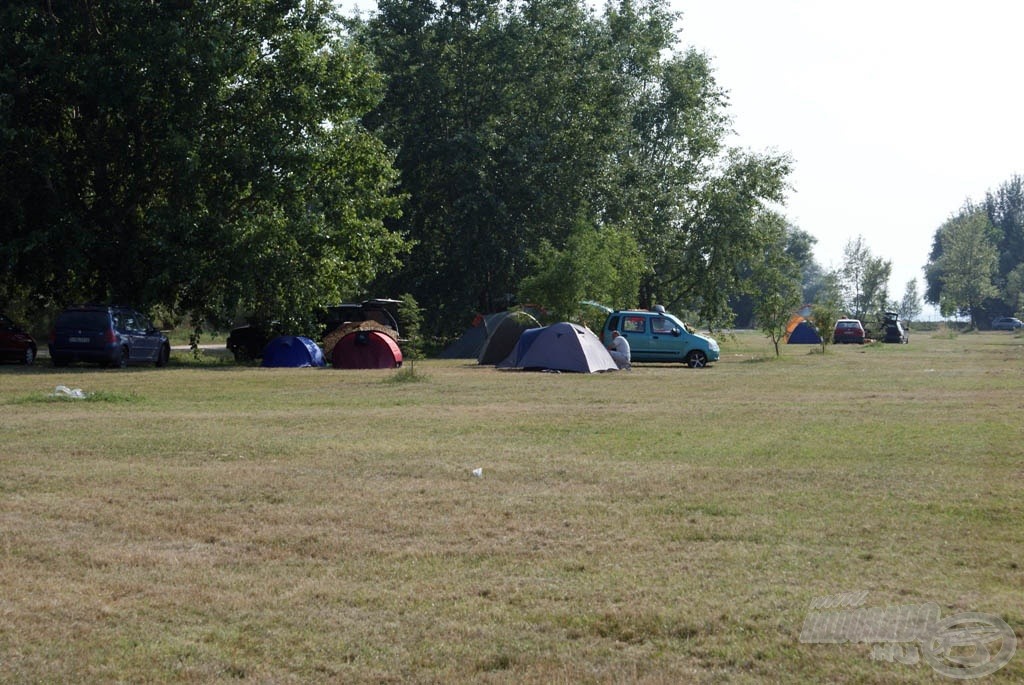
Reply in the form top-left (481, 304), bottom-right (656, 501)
top-left (477, 310), bottom-right (542, 365)
top-left (499, 322), bottom-right (617, 373)
top-left (785, 315), bottom-right (822, 344)
top-left (331, 330), bottom-right (403, 369)
top-left (261, 336), bottom-right (326, 367)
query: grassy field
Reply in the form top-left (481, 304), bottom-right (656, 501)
top-left (1, 330), bottom-right (1021, 683)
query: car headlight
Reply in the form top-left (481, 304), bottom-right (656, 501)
top-left (708, 339), bottom-right (719, 352)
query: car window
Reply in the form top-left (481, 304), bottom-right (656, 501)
top-left (652, 317), bottom-right (675, 334)
top-left (606, 315), bottom-right (619, 332)
top-left (622, 316), bottom-right (646, 333)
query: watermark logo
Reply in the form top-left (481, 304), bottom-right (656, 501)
top-left (800, 592), bottom-right (1016, 679)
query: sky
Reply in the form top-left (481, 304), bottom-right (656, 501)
top-left (677, 1), bottom-right (1024, 316)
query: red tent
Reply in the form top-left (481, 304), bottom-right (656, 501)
top-left (331, 330), bottom-right (403, 369)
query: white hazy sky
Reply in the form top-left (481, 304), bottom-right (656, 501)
top-left (678, 1), bottom-right (1024, 314)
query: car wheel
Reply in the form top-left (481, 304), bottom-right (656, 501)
top-left (117, 347), bottom-right (130, 369)
top-left (156, 344), bottom-right (170, 367)
top-left (23, 346), bottom-right (36, 366)
top-left (686, 350), bottom-right (708, 368)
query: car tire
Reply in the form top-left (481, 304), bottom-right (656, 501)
top-left (686, 350), bottom-right (708, 368)
top-left (156, 344), bottom-right (170, 367)
top-left (23, 346), bottom-right (36, 366)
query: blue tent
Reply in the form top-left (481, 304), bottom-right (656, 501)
top-left (497, 326), bottom-right (545, 368)
top-left (787, 320), bottom-right (822, 344)
top-left (261, 336), bottom-right (326, 367)
top-left (498, 323), bottom-right (617, 373)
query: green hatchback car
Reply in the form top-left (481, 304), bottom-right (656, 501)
top-left (601, 306), bottom-right (720, 367)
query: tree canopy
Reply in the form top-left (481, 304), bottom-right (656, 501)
top-left (1, 0), bottom-right (405, 331)
top-left (925, 175), bottom-right (1024, 326)
top-left (355, 0), bottom-right (791, 334)
top-left (926, 205), bottom-right (999, 328)
top-left (3, 0), bottom-right (794, 337)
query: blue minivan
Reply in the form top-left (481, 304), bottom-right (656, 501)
top-left (49, 305), bottom-right (170, 368)
top-left (602, 306), bottom-right (719, 367)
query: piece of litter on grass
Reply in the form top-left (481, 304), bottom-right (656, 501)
top-left (52, 385), bottom-right (87, 399)
top-left (472, 468), bottom-right (483, 478)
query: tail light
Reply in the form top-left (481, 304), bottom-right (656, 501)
top-left (104, 328), bottom-right (118, 343)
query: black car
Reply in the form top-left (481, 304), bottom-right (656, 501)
top-left (0, 313), bottom-right (37, 365)
top-left (880, 311), bottom-right (909, 344)
top-left (49, 305), bottom-right (170, 368)
top-left (321, 299), bottom-right (402, 338)
top-left (226, 323), bottom-right (275, 362)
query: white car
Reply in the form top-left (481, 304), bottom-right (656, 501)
top-left (991, 317), bottom-right (1023, 331)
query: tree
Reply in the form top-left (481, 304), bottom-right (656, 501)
top-left (0, 0), bottom-right (405, 331)
top-left (358, 0), bottom-right (626, 331)
top-left (930, 207), bottom-right (998, 328)
top-left (747, 213), bottom-right (802, 356)
top-left (926, 175), bottom-right (1024, 322)
top-left (356, 0), bottom-right (790, 334)
top-left (1004, 263), bottom-right (1024, 316)
top-left (898, 279), bottom-right (922, 322)
top-left (518, 215), bottom-right (644, 324)
top-left (730, 224), bottom-right (818, 328)
top-left (838, 235), bottom-right (891, 320)
top-left (809, 272), bottom-right (843, 354)
top-left (397, 293), bottom-right (424, 360)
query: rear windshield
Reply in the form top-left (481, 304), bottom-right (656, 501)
top-left (55, 311), bottom-right (109, 329)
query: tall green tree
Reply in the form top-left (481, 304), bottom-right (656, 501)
top-left (838, 235), bottom-right (890, 320)
top-left (926, 176), bottom-right (1024, 322)
top-left (358, 0), bottom-right (623, 330)
top-left (898, 279), bottom-right (922, 322)
top-left (519, 214), bottom-right (643, 323)
top-left (810, 271), bottom-right (843, 354)
top-left (748, 213), bottom-right (802, 356)
top-left (730, 223), bottom-right (817, 327)
top-left (0, 0), bottom-right (405, 330)
top-left (356, 0), bottom-right (790, 334)
top-left (928, 207), bottom-right (998, 328)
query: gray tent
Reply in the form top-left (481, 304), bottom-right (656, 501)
top-left (477, 310), bottom-right (542, 365)
top-left (500, 322), bottom-right (618, 373)
top-left (439, 312), bottom-right (500, 359)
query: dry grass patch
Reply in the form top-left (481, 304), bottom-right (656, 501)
top-left (1, 331), bottom-right (1022, 682)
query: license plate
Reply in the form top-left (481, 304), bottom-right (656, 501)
top-left (69, 336), bottom-right (90, 343)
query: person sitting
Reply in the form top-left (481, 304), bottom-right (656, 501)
top-left (608, 330), bottom-right (631, 370)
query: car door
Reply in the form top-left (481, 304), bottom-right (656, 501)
top-left (618, 314), bottom-right (653, 359)
top-left (122, 310), bottom-right (159, 362)
top-left (647, 315), bottom-right (688, 361)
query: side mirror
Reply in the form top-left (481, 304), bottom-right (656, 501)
top-left (672, 328), bottom-right (681, 337)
